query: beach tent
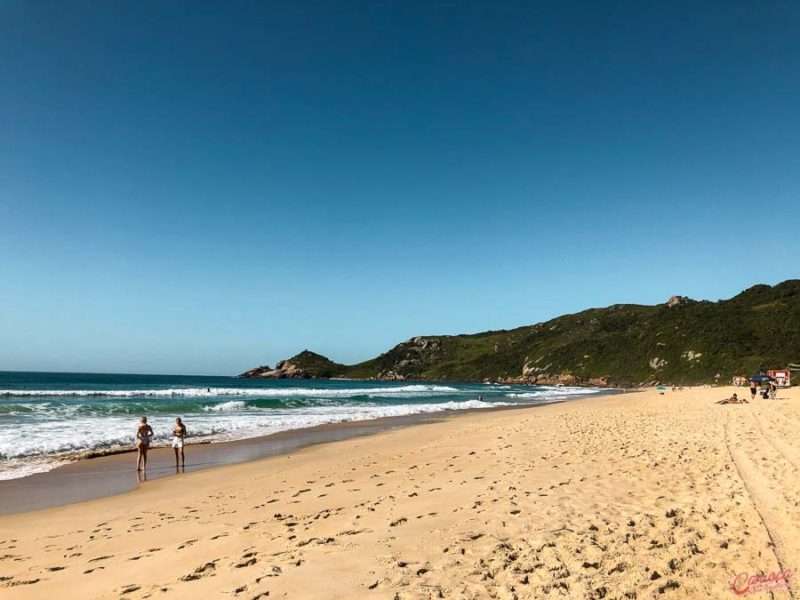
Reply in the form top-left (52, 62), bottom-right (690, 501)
top-left (749, 374), bottom-right (775, 384)
top-left (767, 369), bottom-right (792, 387)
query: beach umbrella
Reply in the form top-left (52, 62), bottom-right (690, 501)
top-left (749, 374), bottom-right (775, 383)
top-left (656, 386), bottom-right (666, 391)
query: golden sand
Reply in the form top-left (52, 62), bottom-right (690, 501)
top-left (1, 386), bottom-right (798, 599)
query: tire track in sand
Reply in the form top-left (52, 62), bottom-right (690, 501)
top-left (749, 406), bottom-right (800, 472)
top-left (724, 410), bottom-right (798, 600)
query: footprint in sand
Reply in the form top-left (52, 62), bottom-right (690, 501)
top-left (234, 555), bottom-right (258, 568)
top-left (84, 566), bottom-right (106, 574)
top-left (88, 555), bottom-right (113, 563)
top-left (180, 560), bottom-right (217, 581)
top-left (7, 578), bottom-right (41, 587)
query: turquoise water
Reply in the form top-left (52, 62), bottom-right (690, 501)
top-left (0, 371), bottom-right (603, 480)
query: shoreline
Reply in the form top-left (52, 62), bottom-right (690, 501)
top-left (0, 377), bottom-right (612, 487)
top-left (0, 398), bottom-right (587, 516)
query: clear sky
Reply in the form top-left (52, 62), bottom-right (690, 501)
top-left (1, 1), bottom-right (799, 375)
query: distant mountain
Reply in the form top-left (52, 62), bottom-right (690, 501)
top-left (240, 280), bottom-right (800, 386)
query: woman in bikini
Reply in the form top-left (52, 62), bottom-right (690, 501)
top-left (172, 417), bottom-right (187, 468)
top-left (716, 393), bottom-right (748, 405)
top-left (135, 416), bottom-right (154, 471)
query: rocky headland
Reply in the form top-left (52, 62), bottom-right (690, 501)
top-left (240, 280), bottom-right (800, 386)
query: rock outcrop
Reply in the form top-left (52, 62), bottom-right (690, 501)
top-left (246, 359), bottom-right (307, 379)
top-left (667, 295), bottom-right (691, 307)
top-left (239, 365), bottom-right (272, 378)
top-left (238, 350), bottom-right (344, 379)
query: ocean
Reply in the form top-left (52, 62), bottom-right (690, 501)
top-left (0, 371), bottom-right (603, 480)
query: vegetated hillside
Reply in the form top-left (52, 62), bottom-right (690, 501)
top-left (241, 280), bottom-right (800, 386)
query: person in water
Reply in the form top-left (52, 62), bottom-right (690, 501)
top-left (172, 417), bottom-right (187, 468)
top-left (135, 416), bottom-right (154, 471)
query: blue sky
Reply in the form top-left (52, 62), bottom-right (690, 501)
top-left (1, 1), bottom-right (799, 375)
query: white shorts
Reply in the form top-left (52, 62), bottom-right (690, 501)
top-left (172, 437), bottom-right (184, 449)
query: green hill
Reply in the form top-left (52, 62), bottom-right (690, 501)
top-left (241, 280), bottom-right (800, 386)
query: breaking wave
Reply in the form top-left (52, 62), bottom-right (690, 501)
top-left (0, 384), bottom-right (460, 399)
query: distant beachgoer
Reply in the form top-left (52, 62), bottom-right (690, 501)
top-left (135, 416), bottom-right (154, 471)
top-left (749, 382), bottom-right (758, 400)
top-left (717, 393), bottom-right (746, 405)
top-left (478, 394), bottom-right (483, 402)
top-left (172, 417), bottom-right (187, 468)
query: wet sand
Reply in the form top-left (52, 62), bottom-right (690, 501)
top-left (0, 412), bottom-right (447, 515)
top-left (1, 386), bottom-right (798, 599)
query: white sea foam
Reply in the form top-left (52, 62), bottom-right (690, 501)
top-left (505, 387), bottom-right (601, 399)
top-left (0, 384), bottom-right (461, 398)
top-left (0, 457), bottom-right (71, 481)
top-left (203, 400), bottom-right (247, 411)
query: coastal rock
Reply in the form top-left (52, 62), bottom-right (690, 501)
top-left (556, 373), bottom-right (578, 385)
top-left (409, 337), bottom-right (441, 352)
top-left (519, 371), bottom-right (581, 386)
top-left (240, 359), bottom-right (307, 379)
top-left (396, 359), bottom-right (420, 370)
top-left (522, 360), bottom-right (536, 379)
top-left (238, 365), bottom-right (273, 378)
top-left (270, 359), bottom-right (306, 378)
top-left (377, 370), bottom-right (406, 381)
top-left (522, 357), bottom-right (552, 380)
top-left (667, 295), bottom-right (691, 307)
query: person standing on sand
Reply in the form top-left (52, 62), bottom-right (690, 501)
top-left (749, 380), bottom-right (758, 401)
top-left (135, 416), bottom-right (154, 471)
top-left (172, 417), bottom-right (187, 468)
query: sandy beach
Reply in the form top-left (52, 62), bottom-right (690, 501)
top-left (1, 386), bottom-right (798, 599)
